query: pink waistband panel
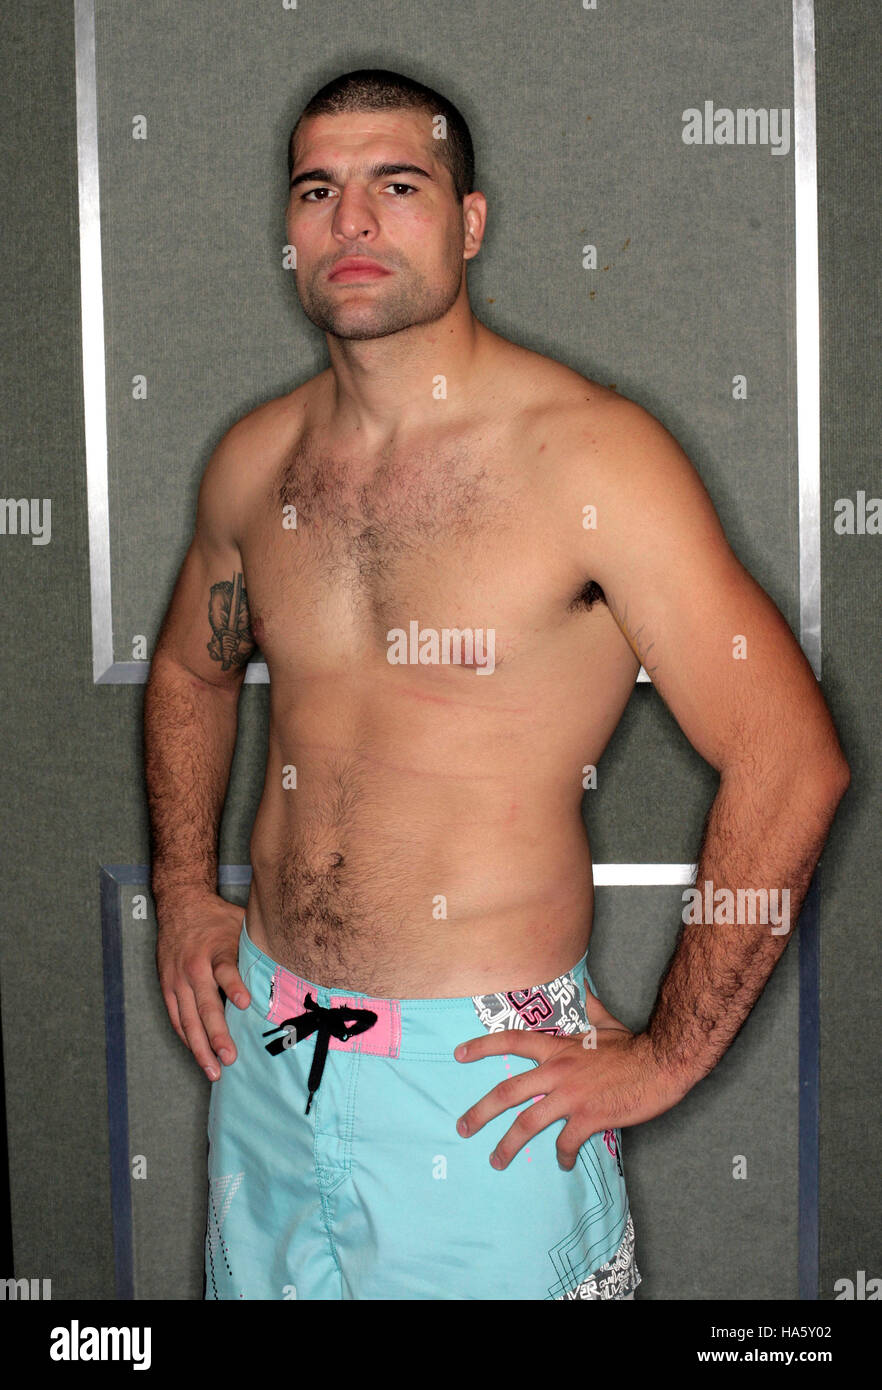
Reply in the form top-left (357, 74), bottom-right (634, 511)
top-left (266, 966), bottom-right (403, 1058)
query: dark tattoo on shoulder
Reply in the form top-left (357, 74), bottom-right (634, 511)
top-left (207, 572), bottom-right (255, 670)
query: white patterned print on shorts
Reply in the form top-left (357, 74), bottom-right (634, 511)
top-left (472, 963), bottom-right (587, 1037)
top-left (560, 1213), bottom-right (641, 1299)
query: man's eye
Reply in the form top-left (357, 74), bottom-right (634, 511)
top-left (300, 183), bottom-right (416, 201)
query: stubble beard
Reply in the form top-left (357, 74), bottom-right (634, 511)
top-left (295, 255), bottom-right (464, 342)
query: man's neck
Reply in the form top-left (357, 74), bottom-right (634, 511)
top-left (321, 299), bottom-right (491, 448)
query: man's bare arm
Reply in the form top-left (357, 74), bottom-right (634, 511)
top-left (644, 763), bottom-right (845, 1096)
top-left (144, 422), bottom-right (258, 1079)
top-left (582, 397), bottom-right (850, 1098)
top-left (144, 633), bottom-right (247, 903)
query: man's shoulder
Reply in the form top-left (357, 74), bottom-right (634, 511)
top-left (226, 373), bottom-right (324, 451)
top-left (508, 354), bottom-right (715, 559)
top-left (528, 369), bottom-right (726, 597)
top-left (503, 348), bottom-right (667, 482)
top-left (202, 374), bottom-right (324, 488)
top-left (489, 334), bottom-right (631, 426)
top-left (194, 377), bottom-right (325, 547)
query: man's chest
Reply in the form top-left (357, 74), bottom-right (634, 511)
top-left (239, 431), bottom-right (601, 674)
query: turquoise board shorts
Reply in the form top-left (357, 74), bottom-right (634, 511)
top-left (204, 916), bottom-right (640, 1300)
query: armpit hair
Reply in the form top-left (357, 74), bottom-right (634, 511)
top-left (569, 579), bottom-right (607, 612)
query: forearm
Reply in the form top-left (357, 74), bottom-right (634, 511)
top-left (143, 652), bottom-right (240, 911)
top-left (645, 760), bottom-right (848, 1098)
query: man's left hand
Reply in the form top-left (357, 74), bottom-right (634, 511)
top-left (453, 979), bottom-right (684, 1170)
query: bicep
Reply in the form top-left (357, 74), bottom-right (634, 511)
top-left (588, 406), bottom-right (844, 778)
top-left (153, 443), bottom-right (256, 692)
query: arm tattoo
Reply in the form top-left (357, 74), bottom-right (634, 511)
top-left (206, 571), bottom-right (255, 670)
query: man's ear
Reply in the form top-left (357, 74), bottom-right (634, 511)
top-left (462, 191), bottom-right (488, 260)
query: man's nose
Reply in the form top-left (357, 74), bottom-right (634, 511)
top-left (331, 185), bottom-right (380, 241)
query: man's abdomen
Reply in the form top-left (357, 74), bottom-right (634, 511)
top-left (244, 716), bottom-right (597, 998)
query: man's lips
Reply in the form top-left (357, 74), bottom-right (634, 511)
top-left (327, 259), bottom-right (391, 282)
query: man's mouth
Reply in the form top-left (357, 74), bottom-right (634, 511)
top-left (328, 258), bottom-right (392, 282)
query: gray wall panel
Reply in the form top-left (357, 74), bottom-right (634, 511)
top-left (588, 885), bottom-right (799, 1299)
top-left (814, 0), bottom-right (882, 1300)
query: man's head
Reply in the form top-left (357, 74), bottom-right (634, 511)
top-left (285, 69), bottom-right (486, 342)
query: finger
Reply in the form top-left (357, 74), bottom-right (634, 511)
top-left (487, 1094), bottom-right (568, 1170)
top-left (161, 985), bottom-right (189, 1050)
top-left (177, 988), bottom-right (225, 1079)
top-left (213, 956), bottom-right (250, 1011)
top-left (457, 1060), bottom-right (566, 1137)
top-left (454, 1029), bottom-right (559, 1065)
top-left (555, 1116), bottom-right (593, 1171)
top-left (192, 979), bottom-right (238, 1068)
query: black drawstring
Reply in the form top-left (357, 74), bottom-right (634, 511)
top-left (263, 994), bottom-right (378, 1114)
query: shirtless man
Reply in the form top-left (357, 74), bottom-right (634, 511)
top-left (144, 69), bottom-right (850, 1301)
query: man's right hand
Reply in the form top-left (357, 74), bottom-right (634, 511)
top-left (155, 891), bottom-right (251, 1080)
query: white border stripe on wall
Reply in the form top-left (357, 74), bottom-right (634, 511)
top-left (793, 0), bottom-right (822, 680)
top-left (593, 864), bottom-right (696, 887)
top-left (74, 0), bottom-right (114, 684)
top-left (793, 0), bottom-right (822, 1304)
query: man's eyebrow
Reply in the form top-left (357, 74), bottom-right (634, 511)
top-left (289, 162), bottom-right (435, 189)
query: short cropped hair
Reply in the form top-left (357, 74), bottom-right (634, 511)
top-left (288, 68), bottom-right (475, 202)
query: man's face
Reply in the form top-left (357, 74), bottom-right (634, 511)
top-left (286, 109), bottom-right (473, 341)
